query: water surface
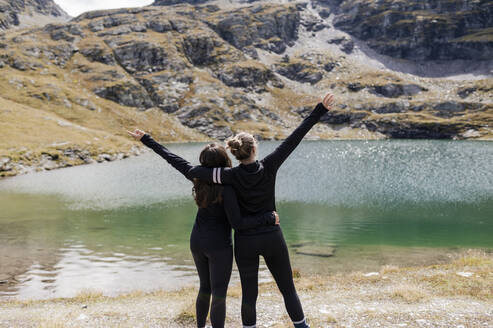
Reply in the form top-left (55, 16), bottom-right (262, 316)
top-left (0, 140), bottom-right (492, 299)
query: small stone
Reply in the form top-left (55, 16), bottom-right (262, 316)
top-left (82, 304), bottom-right (88, 309)
top-left (456, 271), bottom-right (473, 277)
top-left (462, 130), bottom-right (481, 138)
top-left (77, 313), bottom-right (89, 321)
top-left (363, 272), bottom-right (379, 277)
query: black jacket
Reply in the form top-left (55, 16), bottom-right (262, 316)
top-left (140, 134), bottom-right (276, 249)
top-left (184, 102), bottom-right (327, 235)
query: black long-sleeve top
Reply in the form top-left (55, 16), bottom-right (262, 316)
top-left (184, 102), bottom-right (327, 235)
top-left (140, 134), bottom-right (276, 250)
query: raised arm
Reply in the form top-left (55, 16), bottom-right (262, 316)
top-left (128, 129), bottom-right (234, 184)
top-left (262, 94), bottom-right (333, 172)
top-left (138, 133), bottom-right (194, 180)
top-left (222, 186), bottom-right (277, 230)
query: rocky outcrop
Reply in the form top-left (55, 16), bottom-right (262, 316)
top-left (369, 84), bottom-right (426, 98)
top-left (217, 62), bottom-right (283, 90)
top-left (178, 107), bottom-right (233, 140)
top-left (331, 0), bottom-right (493, 61)
top-left (94, 83), bottom-right (154, 109)
top-left (274, 60), bottom-right (323, 84)
top-left (180, 33), bottom-right (243, 66)
top-left (0, 0), bottom-right (69, 30)
top-left (137, 73), bottom-right (193, 113)
top-left (327, 36), bottom-right (354, 54)
top-left (80, 45), bottom-right (116, 65)
top-left (346, 82), bottom-right (426, 98)
top-left (110, 40), bottom-right (187, 74)
top-left (207, 4), bottom-right (300, 57)
top-left (362, 119), bottom-right (479, 139)
top-left (153, 0), bottom-right (210, 5)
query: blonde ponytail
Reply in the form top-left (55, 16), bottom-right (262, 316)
top-left (226, 132), bottom-right (257, 161)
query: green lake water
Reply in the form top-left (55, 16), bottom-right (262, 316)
top-left (0, 140), bottom-right (492, 299)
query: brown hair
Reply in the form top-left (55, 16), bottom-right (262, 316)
top-left (226, 132), bottom-right (257, 161)
top-left (193, 144), bottom-right (232, 208)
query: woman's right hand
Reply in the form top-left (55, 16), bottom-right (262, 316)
top-left (320, 93), bottom-right (335, 111)
top-left (274, 211), bottom-right (280, 225)
top-left (127, 129), bottom-right (146, 140)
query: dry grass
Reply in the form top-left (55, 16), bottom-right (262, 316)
top-left (390, 283), bottom-right (430, 303)
top-left (0, 250), bottom-right (492, 327)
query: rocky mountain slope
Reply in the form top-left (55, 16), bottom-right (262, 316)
top-left (0, 0), bottom-right (69, 30)
top-left (0, 0), bottom-right (492, 177)
top-left (327, 0), bottom-right (493, 61)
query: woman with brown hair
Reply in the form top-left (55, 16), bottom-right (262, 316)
top-left (127, 131), bottom-right (278, 328)
top-left (185, 93), bottom-right (334, 328)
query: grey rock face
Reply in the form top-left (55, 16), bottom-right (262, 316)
top-left (210, 5), bottom-right (300, 55)
top-left (294, 106), bottom-right (367, 125)
top-left (94, 83), bottom-right (154, 109)
top-left (146, 18), bottom-right (173, 33)
top-left (152, 0), bottom-right (210, 5)
top-left (217, 64), bottom-right (278, 90)
top-left (363, 119), bottom-right (477, 139)
top-left (138, 73), bottom-right (193, 113)
top-left (274, 61), bottom-right (323, 84)
top-left (110, 40), bottom-right (184, 74)
top-left (0, 0), bottom-right (69, 30)
top-left (182, 34), bottom-right (220, 66)
top-left (80, 45), bottom-right (116, 65)
top-left (331, 0), bottom-right (493, 61)
top-left (369, 84), bottom-right (426, 98)
top-left (177, 103), bottom-right (233, 140)
top-left (432, 101), bottom-right (466, 117)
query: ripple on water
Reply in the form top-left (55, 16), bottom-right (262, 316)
top-left (0, 140), bottom-right (492, 299)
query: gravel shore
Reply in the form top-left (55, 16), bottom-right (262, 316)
top-left (1, 251), bottom-right (492, 328)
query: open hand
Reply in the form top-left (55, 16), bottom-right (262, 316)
top-left (320, 93), bottom-right (335, 111)
top-left (274, 211), bottom-right (280, 225)
top-left (127, 129), bottom-right (146, 140)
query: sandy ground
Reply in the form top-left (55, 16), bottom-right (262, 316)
top-left (0, 250), bottom-right (491, 328)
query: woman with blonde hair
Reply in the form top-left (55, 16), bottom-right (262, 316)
top-left (185, 93), bottom-right (335, 328)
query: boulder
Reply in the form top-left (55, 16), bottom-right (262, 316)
top-left (327, 37), bottom-right (354, 54)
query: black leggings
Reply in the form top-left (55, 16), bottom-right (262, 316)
top-left (191, 246), bottom-right (233, 328)
top-left (234, 229), bottom-right (304, 327)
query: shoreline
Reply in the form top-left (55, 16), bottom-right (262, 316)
top-left (1, 250), bottom-right (491, 327)
top-left (1, 137), bottom-right (492, 180)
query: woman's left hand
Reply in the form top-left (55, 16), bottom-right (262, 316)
top-left (127, 129), bottom-right (146, 140)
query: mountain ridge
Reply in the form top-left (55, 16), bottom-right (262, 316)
top-left (0, 0), bottom-right (69, 30)
top-left (0, 0), bottom-right (492, 178)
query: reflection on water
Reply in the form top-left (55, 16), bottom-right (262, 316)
top-left (0, 140), bottom-right (492, 299)
top-left (6, 244), bottom-right (197, 300)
